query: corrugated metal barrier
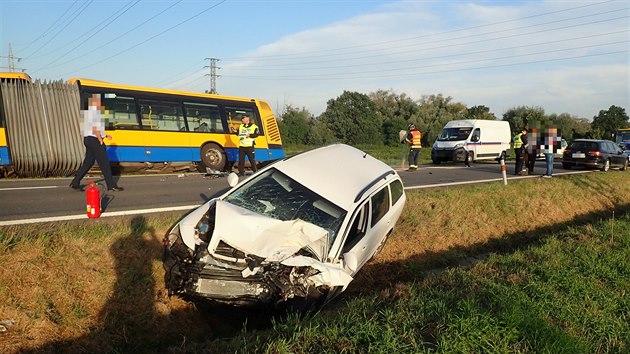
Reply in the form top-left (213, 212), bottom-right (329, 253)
top-left (0, 79), bottom-right (83, 177)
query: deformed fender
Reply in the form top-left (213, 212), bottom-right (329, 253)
top-left (282, 255), bottom-right (354, 291)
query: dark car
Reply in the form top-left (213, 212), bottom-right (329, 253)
top-left (562, 139), bottom-right (629, 171)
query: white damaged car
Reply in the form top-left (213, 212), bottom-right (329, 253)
top-left (163, 144), bottom-right (406, 307)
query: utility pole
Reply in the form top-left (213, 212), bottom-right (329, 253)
top-left (0, 44), bottom-right (25, 72)
top-left (204, 57), bottom-right (221, 94)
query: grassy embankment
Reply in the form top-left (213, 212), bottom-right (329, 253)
top-left (1, 169), bottom-right (629, 353)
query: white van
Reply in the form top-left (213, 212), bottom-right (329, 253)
top-left (431, 119), bottom-right (512, 164)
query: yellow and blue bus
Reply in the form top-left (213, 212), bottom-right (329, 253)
top-left (616, 127), bottom-right (630, 150)
top-left (0, 75), bottom-right (284, 176)
top-left (72, 78), bottom-right (284, 171)
top-left (0, 72), bottom-right (32, 169)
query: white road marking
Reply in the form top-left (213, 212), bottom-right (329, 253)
top-left (0, 205), bottom-right (200, 226)
top-left (0, 186), bottom-right (58, 191)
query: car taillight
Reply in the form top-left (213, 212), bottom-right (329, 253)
top-left (587, 150), bottom-right (601, 157)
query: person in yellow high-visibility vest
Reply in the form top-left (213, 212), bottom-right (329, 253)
top-left (512, 127), bottom-right (528, 175)
top-left (232, 114), bottom-right (259, 176)
top-left (404, 123), bottom-right (422, 170)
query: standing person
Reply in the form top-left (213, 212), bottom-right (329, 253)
top-left (525, 127), bottom-right (538, 175)
top-left (512, 128), bottom-right (527, 175)
top-left (542, 127), bottom-right (559, 178)
top-left (69, 94), bottom-right (123, 192)
top-left (232, 114), bottom-right (259, 176)
top-left (404, 123), bottom-right (422, 170)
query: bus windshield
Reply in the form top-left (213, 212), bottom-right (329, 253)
top-left (616, 129), bottom-right (630, 144)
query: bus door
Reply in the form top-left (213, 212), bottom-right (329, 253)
top-left (223, 106), bottom-right (262, 162)
top-left (137, 99), bottom-right (190, 163)
top-left (183, 101), bottom-right (227, 160)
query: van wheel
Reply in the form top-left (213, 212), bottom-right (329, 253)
top-left (601, 159), bottom-right (610, 172)
top-left (200, 143), bottom-right (226, 171)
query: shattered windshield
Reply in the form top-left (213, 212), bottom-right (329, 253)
top-left (224, 168), bottom-right (346, 244)
top-left (437, 127), bottom-right (472, 141)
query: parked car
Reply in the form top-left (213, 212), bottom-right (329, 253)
top-left (163, 144), bottom-right (406, 308)
top-left (562, 139), bottom-right (629, 171)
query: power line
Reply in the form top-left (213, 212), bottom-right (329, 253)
top-left (19, 0), bottom-right (80, 54)
top-left (59, 0), bottom-right (229, 77)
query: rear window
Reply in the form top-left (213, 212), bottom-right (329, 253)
top-left (570, 141), bottom-right (599, 150)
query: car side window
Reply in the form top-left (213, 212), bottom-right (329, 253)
top-left (390, 179), bottom-right (403, 205)
top-left (371, 187), bottom-right (390, 227)
top-left (342, 203), bottom-right (369, 253)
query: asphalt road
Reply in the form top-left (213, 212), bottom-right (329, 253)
top-left (0, 159), bottom-right (589, 225)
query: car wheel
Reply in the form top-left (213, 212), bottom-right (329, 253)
top-left (562, 163), bottom-right (571, 170)
top-left (601, 159), bottom-right (610, 172)
top-left (432, 159), bottom-right (441, 165)
top-left (621, 160), bottom-right (628, 171)
top-left (200, 143), bottom-right (226, 171)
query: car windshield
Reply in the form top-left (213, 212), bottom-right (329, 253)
top-left (224, 168), bottom-right (346, 245)
top-left (570, 141), bottom-right (600, 151)
top-left (437, 127), bottom-right (472, 141)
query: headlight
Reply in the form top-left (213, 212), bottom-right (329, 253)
top-left (454, 143), bottom-right (464, 149)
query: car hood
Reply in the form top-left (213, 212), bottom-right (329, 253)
top-left (210, 199), bottom-right (329, 262)
top-left (179, 200), bottom-right (353, 289)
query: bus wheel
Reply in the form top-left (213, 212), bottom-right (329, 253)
top-left (200, 143), bottom-right (226, 171)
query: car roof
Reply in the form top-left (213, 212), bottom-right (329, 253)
top-left (274, 144), bottom-right (397, 210)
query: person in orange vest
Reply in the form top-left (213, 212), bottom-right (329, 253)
top-left (404, 123), bottom-right (422, 170)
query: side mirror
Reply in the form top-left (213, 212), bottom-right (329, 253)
top-left (343, 252), bottom-right (359, 273)
top-left (226, 172), bottom-right (239, 187)
top-left (471, 135), bottom-right (480, 142)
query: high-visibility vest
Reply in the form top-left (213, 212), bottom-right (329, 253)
top-left (512, 133), bottom-right (524, 149)
top-left (238, 123), bottom-right (258, 147)
top-left (408, 130), bottom-right (421, 148)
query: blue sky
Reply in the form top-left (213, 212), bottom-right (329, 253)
top-left (1, 0), bottom-right (628, 119)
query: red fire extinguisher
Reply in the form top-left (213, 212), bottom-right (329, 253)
top-left (86, 181), bottom-right (101, 218)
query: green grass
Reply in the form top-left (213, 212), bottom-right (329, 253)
top-left (219, 214), bottom-right (630, 353)
top-left (1, 161), bottom-right (629, 353)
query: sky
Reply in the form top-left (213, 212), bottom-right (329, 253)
top-left (1, 0), bottom-right (628, 120)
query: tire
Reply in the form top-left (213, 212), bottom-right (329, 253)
top-left (200, 143), bottom-right (226, 171)
top-left (562, 163), bottom-right (571, 170)
top-left (601, 159), bottom-right (610, 172)
top-left (621, 160), bottom-right (628, 171)
top-left (432, 159), bottom-right (441, 165)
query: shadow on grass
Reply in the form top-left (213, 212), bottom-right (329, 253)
top-left (350, 202), bottom-right (629, 297)
top-left (25, 201), bottom-right (628, 352)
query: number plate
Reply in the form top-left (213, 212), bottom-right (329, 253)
top-left (572, 153), bottom-right (586, 158)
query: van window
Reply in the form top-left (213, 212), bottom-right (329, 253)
top-left (471, 128), bottom-right (480, 142)
top-left (437, 127), bottom-right (472, 141)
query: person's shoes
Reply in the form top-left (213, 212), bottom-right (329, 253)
top-left (69, 184), bottom-right (82, 191)
top-left (108, 186), bottom-right (124, 191)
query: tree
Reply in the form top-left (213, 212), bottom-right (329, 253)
top-left (277, 105), bottom-right (312, 145)
top-left (591, 105), bottom-right (629, 140)
top-left (466, 105), bottom-right (496, 120)
top-left (319, 91), bottom-right (383, 145)
top-left (547, 113), bottom-right (590, 141)
top-left (368, 89), bottom-right (421, 145)
top-left (414, 94), bottom-right (467, 145)
top-left (502, 106), bottom-right (545, 133)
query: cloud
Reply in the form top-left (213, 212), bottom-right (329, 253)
top-left (175, 0), bottom-right (628, 119)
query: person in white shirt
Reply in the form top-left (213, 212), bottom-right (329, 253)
top-left (69, 94), bottom-right (123, 191)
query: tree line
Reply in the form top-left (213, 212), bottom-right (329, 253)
top-left (277, 89), bottom-right (629, 146)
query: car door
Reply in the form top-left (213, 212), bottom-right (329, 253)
top-left (340, 184), bottom-right (392, 273)
top-left (608, 141), bottom-right (625, 167)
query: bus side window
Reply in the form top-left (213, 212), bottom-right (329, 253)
top-left (184, 102), bottom-right (223, 133)
top-left (100, 94), bottom-right (139, 130)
